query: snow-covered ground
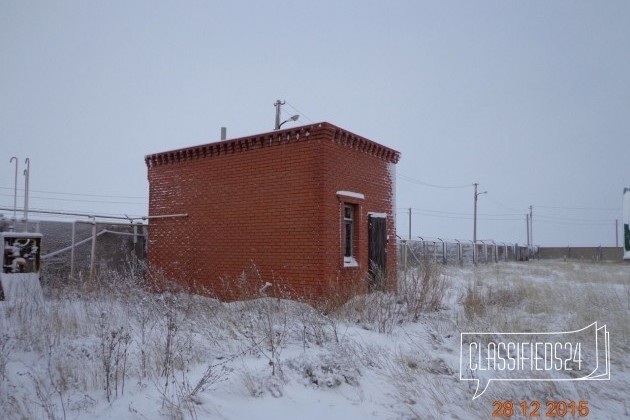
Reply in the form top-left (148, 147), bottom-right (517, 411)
top-left (0, 260), bottom-right (628, 419)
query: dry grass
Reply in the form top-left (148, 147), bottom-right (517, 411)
top-left (454, 261), bottom-right (630, 371)
top-left (1, 258), bottom-right (628, 419)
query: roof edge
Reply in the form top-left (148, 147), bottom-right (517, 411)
top-left (145, 122), bottom-right (400, 168)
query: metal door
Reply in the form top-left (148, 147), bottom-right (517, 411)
top-left (368, 214), bottom-right (387, 291)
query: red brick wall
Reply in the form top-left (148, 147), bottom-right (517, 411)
top-left (318, 125), bottom-right (398, 294)
top-left (145, 123), bottom-right (399, 301)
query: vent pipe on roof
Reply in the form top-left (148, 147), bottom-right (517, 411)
top-left (23, 158), bottom-right (30, 232)
top-left (221, 127), bottom-right (227, 140)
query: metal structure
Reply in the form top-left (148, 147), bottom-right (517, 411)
top-left (0, 231), bottom-right (44, 301)
top-left (0, 156), bottom-right (43, 301)
top-left (473, 183), bottom-right (486, 244)
top-left (398, 237), bottom-right (531, 268)
top-left (9, 157), bottom-right (18, 222)
top-left (624, 187), bottom-right (630, 260)
top-left (273, 100), bottom-right (299, 130)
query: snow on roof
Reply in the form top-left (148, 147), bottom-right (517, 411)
top-left (145, 122), bottom-right (400, 168)
top-left (336, 191), bottom-right (365, 200)
top-left (1, 232), bottom-right (43, 238)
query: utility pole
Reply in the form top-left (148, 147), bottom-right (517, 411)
top-left (473, 183), bottom-right (486, 243)
top-left (9, 157), bottom-right (18, 222)
top-left (526, 213), bottom-right (530, 248)
top-left (274, 99), bottom-right (299, 130)
top-left (274, 100), bottom-right (284, 130)
top-left (615, 219), bottom-right (619, 247)
top-left (473, 183), bottom-right (478, 243)
top-left (529, 205), bottom-right (533, 248)
top-left (404, 207), bottom-right (412, 274)
top-left (23, 158), bottom-right (30, 232)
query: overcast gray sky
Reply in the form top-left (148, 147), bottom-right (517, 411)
top-left (1, 1), bottom-right (628, 247)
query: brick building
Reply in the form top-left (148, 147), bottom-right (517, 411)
top-left (144, 122), bottom-right (400, 301)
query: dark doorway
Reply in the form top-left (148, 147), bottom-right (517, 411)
top-left (368, 214), bottom-right (387, 291)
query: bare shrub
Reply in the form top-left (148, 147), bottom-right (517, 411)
top-left (241, 369), bottom-right (263, 397)
top-left (258, 296), bottom-right (291, 378)
top-left (398, 258), bottom-right (449, 320)
top-left (316, 256), bottom-right (450, 334)
top-left (460, 279), bottom-right (533, 322)
top-left (231, 296), bottom-right (290, 377)
top-left (43, 341), bottom-right (70, 420)
top-left (98, 319), bottom-right (131, 402)
top-left (22, 370), bottom-right (60, 420)
top-left (157, 363), bottom-right (230, 420)
top-left (218, 262), bottom-right (274, 301)
top-left (338, 291), bottom-right (403, 334)
top-left (315, 271), bottom-right (367, 315)
top-left (285, 349), bottom-right (360, 388)
top-left (0, 333), bottom-right (12, 383)
top-left (292, 301), bottom-right (340, 347)
top-left (385, 347), bottom-right (460, 419)
top-left (240, 363), bottom-right (284, 399)
top-left (16, 338), bottom-right (75, 420)
top-left (221, 271), bottom-right (297, 379)
top-left (460, 282), bottom-right (485, 320)
top-left (153, 293), bottom-right (183, 407)
top-left (133, 295), bottom-right (158, 381)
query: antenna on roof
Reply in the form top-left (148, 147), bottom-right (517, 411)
top-left (274, 100), bottom-right (299, 130)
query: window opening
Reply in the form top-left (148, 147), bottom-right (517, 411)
top-left (344, 205), bottom-right (354, 257)
top-left (343, 204), bottom-right (358, 267)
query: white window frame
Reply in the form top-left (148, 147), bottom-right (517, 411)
top-left (343, 203), bottom-right (359, 267)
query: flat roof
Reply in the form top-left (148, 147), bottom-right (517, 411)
top-left (1, 232), bottom-right (43, 238)
top-left (145, 122), bottom-right (400, 167)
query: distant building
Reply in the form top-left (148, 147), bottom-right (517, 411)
top-left (144, 122), bottom-right (400, 301)
top-left (624, 187), bottom-right (630, 260)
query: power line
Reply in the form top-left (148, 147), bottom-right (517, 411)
top-left (534, 213), bottom-right (617, 222)
top-left (0, 193), bottom-right (147, 205)
top-left (397, 207), bottom-right (521, 218)
top-left (397, 173), bottom-right (471, 189)
top-left (484, 195), bottom-right (527, 213)
top-left (0, 205), bottom-right (146, 220)
top-left (396, 206), bottom-right (615, 225)
top-left (0, 185), bottom-right (147, 200)
top-left (284, 101), bottom-right (315, 124)
top-left (535, 218), bottom-right (611, 226)
top-left (532, 204), bottom-right (618, 212)
top-left (396, 208), bottom-right (523, 221)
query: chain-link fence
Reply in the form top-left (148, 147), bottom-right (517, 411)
top-left (1, 219), bottom-right (146, 282)
top-left (398, 238), bottom-right (536, 270)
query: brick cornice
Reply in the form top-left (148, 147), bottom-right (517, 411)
top-left (328, 125), bottom-right (400, 164)
top-left (144, 122), bottom-right (400, 168)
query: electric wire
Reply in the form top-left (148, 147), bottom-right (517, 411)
top-left (284, 102), bottom-right (315, 124)
top-left (0, 186), bottom-right (147, 200)
top-left (397, 173), bottom-right (471, 189)
top-left (532, 204), bottom-right (618, 212)
top-left (0, 192), bottom-right (147, 205)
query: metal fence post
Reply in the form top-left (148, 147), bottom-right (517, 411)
top-left (437, 238), bottom-right (446, 264)
top-left (89, 217), bottom-right (97, 280)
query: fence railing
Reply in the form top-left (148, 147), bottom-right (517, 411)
top-left (398, 238), bottom-right (537, 269)
top-left (2, 219), bottom-right (146, 280)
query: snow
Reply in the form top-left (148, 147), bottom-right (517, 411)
top-left (0, 260), bottom-right (628, 419)
top-left (1, 232), bottom-right (44, 239)
top-left (343, 256), bottom-right (359, 267)
top-left (388, 162), bottom-right (396, 226)
top-left (0, 273), bottom-right (44, 304)
top-left (336, 191), bottom-right (365, 200)
top-left (624, 188), bottom-right (629, 260)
